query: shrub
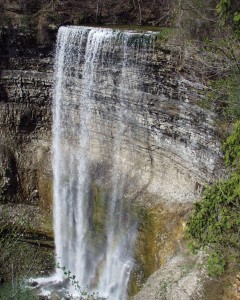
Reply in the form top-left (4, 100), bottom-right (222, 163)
top-left (187, 121), bottom-right (240, 276)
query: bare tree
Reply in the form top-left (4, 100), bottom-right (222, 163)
top-left (137, 0), bottom-right (142, 25)
top-left (132, 0), bottom-right (137, 11)
top-left (96, 0), bottom-right (103, 23)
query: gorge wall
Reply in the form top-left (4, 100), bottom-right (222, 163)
top-left (0, 24), bottom-right (223, 296)
top-left (0, 26), bottom-right (222, 204)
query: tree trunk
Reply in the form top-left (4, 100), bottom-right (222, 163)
top-left (138, 0), bottom-right (142, 25)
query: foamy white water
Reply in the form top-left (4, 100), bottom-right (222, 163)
top-left (51, 26), bottom-right (155, 299)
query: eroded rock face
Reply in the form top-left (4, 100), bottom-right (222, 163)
top-left (0, 144), bottom-right (18, 201)
top-left (0, 26), bottom-right (222, 211)
top-left (129, 201), bottom-right (192, 294)
top-left (0, 27), bottom-right (53, 208)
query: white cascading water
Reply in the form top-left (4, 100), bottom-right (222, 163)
top-left (51, 26), bottom-right (155, 299)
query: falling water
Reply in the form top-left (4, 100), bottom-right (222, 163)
top-left (52, 26), bottom-right (155, 299)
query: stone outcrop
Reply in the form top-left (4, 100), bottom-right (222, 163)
top-left (133, 253), bottom-right (207, 300)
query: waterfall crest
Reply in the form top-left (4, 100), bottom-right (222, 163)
top-left (52, 26), bottom-right (155, 299)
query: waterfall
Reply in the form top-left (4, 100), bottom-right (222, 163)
top-left (52, 26), bottom-right (155, 299)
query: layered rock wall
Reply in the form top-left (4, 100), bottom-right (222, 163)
top-left (0, 26), bottom-right (223, 289)
top-left (0, 25), bottom-right (223, 215)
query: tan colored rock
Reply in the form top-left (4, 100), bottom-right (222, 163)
top-left (223, 273), bottom-right (240, 300)
top-left (133, 253), bottom-right (206, 300)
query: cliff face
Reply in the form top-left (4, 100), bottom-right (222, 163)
top-left (0, 27), bottom-right (53, 240)
top-left (0, 26), bottom-right (222, 204)
top-left (0, 25), bottom-right (223, 292)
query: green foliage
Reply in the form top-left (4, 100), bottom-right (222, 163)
top-left (0, 278), bottom-right (36, 300)
top-left (216, 0), bottom-right (240, 38)
top-left (208, 73), bottom-right (240, 122)
top-left (207, 252), bottom-right (226, 277)
top-left (216, 0), bottom-right (231, 21)
top-left (47, 12), bottom-right (60, 23)
top-left (197, 31), bottom-right (240, 141)
top-left (57, 264), bottom-right (81, 295)
top-left (155, 27), bottom-right (175, 42)
top-left (177, 0), bottom-right (240, 41)
top-left (187, 121), bottom-right (240, 276)
top-left (2, 15), bottom-right (12, 26)
top-left (20, 15), bottom-right (32, 27)
top-left (56, 264), bottom-right (103, 299)
top-left (233, 11), bottom-right (240, 23)
top-left (223, 121), bottom-right (240, 169)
